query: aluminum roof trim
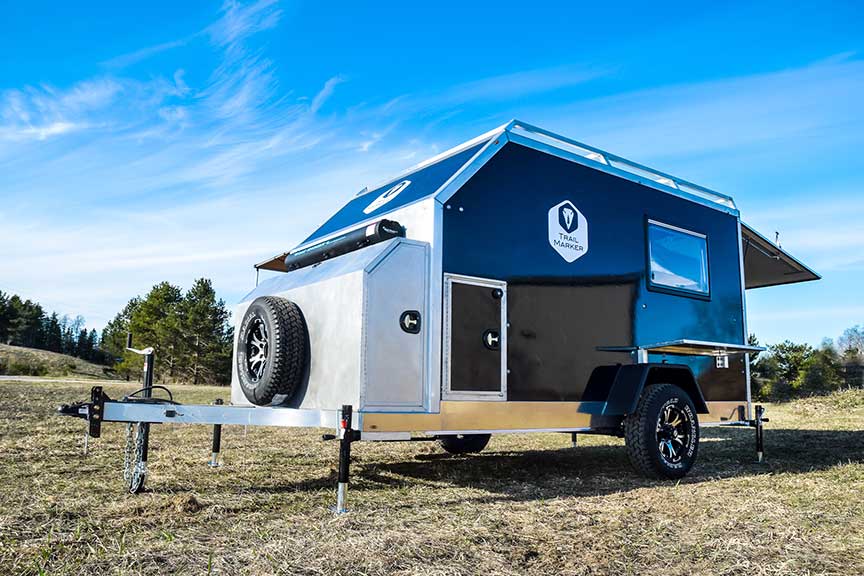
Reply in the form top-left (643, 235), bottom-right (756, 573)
top-left (434, 120), bottom-right (739, 216)
top-left (511, 121), bottom-right (736, 208)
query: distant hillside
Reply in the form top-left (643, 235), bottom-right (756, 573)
top-left (0, 344), bottom-right (117, 379)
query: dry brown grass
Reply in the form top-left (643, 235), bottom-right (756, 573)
top-left (0, 345), bottom-right (115, 379)
top-left (1, 379), bottom-right (863, 576)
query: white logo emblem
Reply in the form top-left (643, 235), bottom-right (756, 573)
top-left (363, 180), bottom-right (411, 214)
top-left (548, 200), bottom-right (588, 262)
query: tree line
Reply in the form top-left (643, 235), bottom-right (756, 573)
top-left (0, 291), bottom-right (106, 363)
top-left (1, 279), bottom-right (234, 386)
top-left (4, 282), bottom-right (863, 395)
top-left (101, 279), bottom-right (234, 386)
top-left (750, 325), bottom-right (864, 401)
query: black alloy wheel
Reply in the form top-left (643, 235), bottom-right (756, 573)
top-left (624, 383), bottom-right (700, 479)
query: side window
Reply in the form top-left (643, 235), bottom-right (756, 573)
top-left (647, 220), bottom-right (710, 297)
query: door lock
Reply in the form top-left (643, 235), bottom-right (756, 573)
top-left (482, 329), bottom-right (500, 350)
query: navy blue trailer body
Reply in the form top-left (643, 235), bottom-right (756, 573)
top-left (56, 121), bottom-right (821, 497)
top-left (442, 141), bottom-right (746, 404)
top-left (238, 120), bottom-right (819, 479)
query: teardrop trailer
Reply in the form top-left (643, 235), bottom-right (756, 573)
top-left (59, 120), bottom-right (819, 510)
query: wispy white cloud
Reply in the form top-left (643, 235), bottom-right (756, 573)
top-left (370, 64), bottom-right (612, 121)
top-left (207, 0), bottom-right (281, 50)
top-left (442, 65), bottom-right (614, 103)
top-left (309, 75), bottom-right (345, 114)
top-left (0, 0), bottom-right (351, 189)
top-left (0, 78), bottom-right (124, 142)
top-left (532, 54), bottom-right (864, 161)
top-left (0, 0), bottom-right (362, 327)
top-left (0, 120), bottom-right (82, 141)
top-left (3, 0), bottom-right (863, 342)
top-left (101, 38), bottom-right (192, 69)
top-left (0, 157), bottom-right (391, 328)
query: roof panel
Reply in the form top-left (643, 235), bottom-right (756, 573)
top-left (255, 121), bottom-right (822, 290)
top-left (501, 122), bottom-right (739, 214)
top-left (300, 141), bottom-right (488, 247)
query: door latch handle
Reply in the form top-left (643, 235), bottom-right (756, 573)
top-left (483, 329), bottom-right (500, 350)
top-left (399, 310), bottom-right (422, 334)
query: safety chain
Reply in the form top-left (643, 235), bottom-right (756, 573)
top-left (123, 422), bottom-right (148, 491)
top-left (132, 423), bottom-right (147, 490)
top-left (123, 422), bottom-right (134, 483)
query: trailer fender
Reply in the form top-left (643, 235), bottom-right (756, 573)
top-left (595, 363), bottom-right (709, 416)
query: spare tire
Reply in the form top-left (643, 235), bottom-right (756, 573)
top-left (236, 296), bottom-right (307, 406)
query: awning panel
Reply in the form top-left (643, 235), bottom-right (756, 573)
top-left (741, 222), bottom-right (820, 289)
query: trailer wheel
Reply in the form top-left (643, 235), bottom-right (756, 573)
top-left (624, 384), bottom-right (699, 479)
top-left (236, 296), bottom-right (308, 406)
top-left (438, 434), bottom-right (491, 455)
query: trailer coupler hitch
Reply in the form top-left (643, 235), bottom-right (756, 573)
top-left (58, 386), bottom-right (110, 439)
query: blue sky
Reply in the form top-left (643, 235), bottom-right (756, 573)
top-left (1, 0), bottom-right (862, 346)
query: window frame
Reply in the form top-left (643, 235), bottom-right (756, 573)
top-left (645, 219), bottom-right (711, 300)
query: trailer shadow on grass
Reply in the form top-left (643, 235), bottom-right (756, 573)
top-left (345, 427), bottom-right (864, 504)
top-left (193, 427), bottom-right (864, 501)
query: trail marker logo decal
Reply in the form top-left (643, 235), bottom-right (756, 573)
top-left (559, 204), bottom-right (578, 233)
top-left (548, 200), bottom-right (588, 262)
top-left (363, 180), bottom-right (411, 214)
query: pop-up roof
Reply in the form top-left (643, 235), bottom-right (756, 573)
top-left (256, 120), bottom-right (819, 290)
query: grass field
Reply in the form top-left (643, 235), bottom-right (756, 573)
top-left (0, 345), bottom-right (115, 379)
top-left (1, 379), bottom-right (863, 575)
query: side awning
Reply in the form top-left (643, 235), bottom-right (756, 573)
top-left (742, 222), bottom-right (820, 289)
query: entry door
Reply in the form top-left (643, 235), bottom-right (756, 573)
top-left (443, 274), bottom-right (507, 400)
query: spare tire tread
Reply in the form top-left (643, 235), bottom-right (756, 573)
top-left (237, 296), bottom-right (307, 405)
top-left (265, 296), bottom-right (306, 398)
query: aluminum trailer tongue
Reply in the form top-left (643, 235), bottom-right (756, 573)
top-left (58, 120), bottom-right (815, 512)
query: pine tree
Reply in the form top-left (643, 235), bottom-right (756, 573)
top-left (127, 282), bottom-right (183, 382)
top-left (0, 291), bottom-right (108, 364)
top-left (86, 329), bottom-right (100, 363)
top-left (9, 297), bottom-right (46, 348)
top-left (180, 278), bottom-right (232, 385)
top-left (101, 297), bottom-right (142, 379)
top-left (94, 278), bottom-right (234, 384)
top-left (45, 313), bottom-right (63, 353)
top-left (0, 291), bottom-right (12, 343)
top-left (76, 329), bottom-right (92, 361)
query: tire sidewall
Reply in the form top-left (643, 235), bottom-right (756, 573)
top-left (645, 387), bottom-right (699, 477)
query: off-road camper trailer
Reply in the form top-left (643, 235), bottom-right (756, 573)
top-left (60, 120), bottom-right (819, 505)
